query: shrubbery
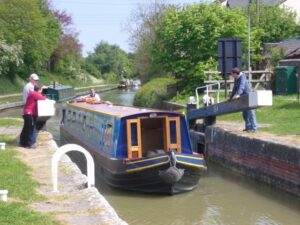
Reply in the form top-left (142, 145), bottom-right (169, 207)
top-left (133, 77), bottom-right (176, 108)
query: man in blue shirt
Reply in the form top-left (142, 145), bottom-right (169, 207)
top-left (229, 67), bottom-right (257, 132)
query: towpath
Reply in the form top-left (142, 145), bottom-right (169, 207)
top-left (215, 121), bottom-right (300, 147)
top-left (0, 126), bottom-right (127, 225)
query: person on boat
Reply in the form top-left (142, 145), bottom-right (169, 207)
top-left (229, 67), bottom-right (257, 133)
top-left (19, 84), bottom-right (46, 149)
top-left (78, 88), bottom-right (101, 102)
top-left (22, 73), bottom-right (39, 104)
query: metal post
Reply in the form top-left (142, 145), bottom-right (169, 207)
top-left (223, 41), bottom-right (227, 98)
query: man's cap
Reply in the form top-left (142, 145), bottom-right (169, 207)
top-left (30, 73), bottom-right (39, 81)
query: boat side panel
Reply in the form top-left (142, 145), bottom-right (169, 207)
top-left (64, 105), bottom-right (119, 157)
top-left (116, 117), bottom-right (128, 158)
top-left (180, 116), bottom-right (193, 154)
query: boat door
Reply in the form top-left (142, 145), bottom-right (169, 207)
top-left (165, 117), bottom-right (181, 153)
top-left (126, 119), bottom-right (142, 159)
top-left (126, 116), bottom-right (181, 159)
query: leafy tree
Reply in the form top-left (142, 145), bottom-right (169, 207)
top-left (134, 77), bottom-right (176, 108)
top-left (0, 0), bottom-right (60, 77)
top-left (248, 4), bottom-right (300, 44)
top-left (86, 41), bottom-right (133, 80)
top-left (152, 2), bottom-right (248, 92)
top-left (50, 8), bottom-right (82, 76)
top-left (81, 61), bottom-right (102, 78)
top-left (245, 3), bottom-right (300, 67)
top-left (0, 37), bottom-right (23, 75)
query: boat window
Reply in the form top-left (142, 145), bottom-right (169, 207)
top-left (130, 123), bottom-right (138, 146)
top-left (67, 110), bottom-right (72, 121)
top-left (104, 123), bottom-right (113, 151)
top-left (82, 115), bottom-right (86, 131)
top-left (72, 112), bottom-right (76, 122)
top-left (88, 116), bottom-right (93, 137)
top-left (170, 120), bottom-right (177, 144)
top-left (78, 113), bottom-right (81, 123)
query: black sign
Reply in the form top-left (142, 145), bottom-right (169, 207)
top-left (218, 38), bottom-right (242, 77)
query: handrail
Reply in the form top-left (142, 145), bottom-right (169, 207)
top-left (52, 144), bottom-right (95, 192)
top-left (195, 82), bottom-right (220, 108)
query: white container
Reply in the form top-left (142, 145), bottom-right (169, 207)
top-left (0, 142), bottom-right (5, 150)
top-left (0, 190), bottom-right (8, 202)
top-left (37, 99), bottom-right (56, 121)
top-left (249, 90), bottom-right (273, 107)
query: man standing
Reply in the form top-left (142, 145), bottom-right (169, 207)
top-left (229, 67), bottom-right (257, 132)
top-left (19, 84), bottom-right (46, 148)
top-left (22, 73), bottom-right (39, 104)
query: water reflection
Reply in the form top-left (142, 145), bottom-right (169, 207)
top-left (100, 88), bottom-right (136, 106)
top-left (97, 162), bottom-right (300, 225)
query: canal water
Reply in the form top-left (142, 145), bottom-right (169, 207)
top-left (1, 88), bottom-right (299, 225)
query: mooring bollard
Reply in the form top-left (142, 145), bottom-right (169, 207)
top-left (0, 190), bottom-right (8, 202)
top-left (0, 142), bottom-right (6, 150)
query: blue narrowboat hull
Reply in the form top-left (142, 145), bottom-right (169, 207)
top-left (61, 126), bottom-right (205, 194)
top-left (60, 102), bottom-right (206, 194)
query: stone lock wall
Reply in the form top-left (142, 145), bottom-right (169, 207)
top-left (204, 126), bottom-right (300, 197)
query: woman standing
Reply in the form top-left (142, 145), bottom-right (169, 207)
top-left (19, 84), bottom-right (46, 148)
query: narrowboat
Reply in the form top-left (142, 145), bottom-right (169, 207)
top-left (42, 85), bottom-right (75, 103)
top-left (117, 80), bottom-right (127, 89)
top-left (60, 101), bottom-right (206, 195)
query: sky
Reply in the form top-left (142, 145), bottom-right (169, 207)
top-left (51, 0), bottom-right (209, 56)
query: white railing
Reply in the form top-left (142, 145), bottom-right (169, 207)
top-left (195, 82), bottom-right (220, 108)
top-left (51, 144), bottom-right (95, 192)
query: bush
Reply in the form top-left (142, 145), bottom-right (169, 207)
top-left (0, 75), bottom-right (23, 94)
top-left (133, 77), bottom-right (176, 108)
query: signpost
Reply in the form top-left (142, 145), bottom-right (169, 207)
top-left (218, 38), bottom-right (242, 97)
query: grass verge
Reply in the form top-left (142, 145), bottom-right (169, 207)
top-left (0, 96), bottom-right (22, 105)
top-left (0, 128), bottom-right (60, 225)
top-left (0, 118), bottom-right (23, 127)
top-left (219, 95), bottom-right (300, 135)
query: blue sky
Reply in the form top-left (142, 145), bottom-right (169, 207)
top-left (51, 0), bottom-right (211, 56)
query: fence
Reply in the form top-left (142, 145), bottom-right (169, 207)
top-left (204, 70), bottom-right (273, 91)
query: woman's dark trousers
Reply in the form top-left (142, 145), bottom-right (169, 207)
top-left (19, 115), bottom-right (37, 147)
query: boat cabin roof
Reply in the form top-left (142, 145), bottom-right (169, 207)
top-left (68, 102), bottom-right (182, 118)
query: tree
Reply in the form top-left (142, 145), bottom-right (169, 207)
top-left (152, 2), bottom-right (248, 91)
top-left (0, 37), bottom-right (23, 75)
top-left (0, 0), bottom-right (60, 77)
top-left (86, 41), bottom-right (133, 80)
top-left (127, 0), bottom-right (169, 83)
top-left (245, 4), bottom-right (300, 67)
top-left (50, 7), bottom-right (82, 76)
top-left (249, 4), bottom-right (300, 44)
